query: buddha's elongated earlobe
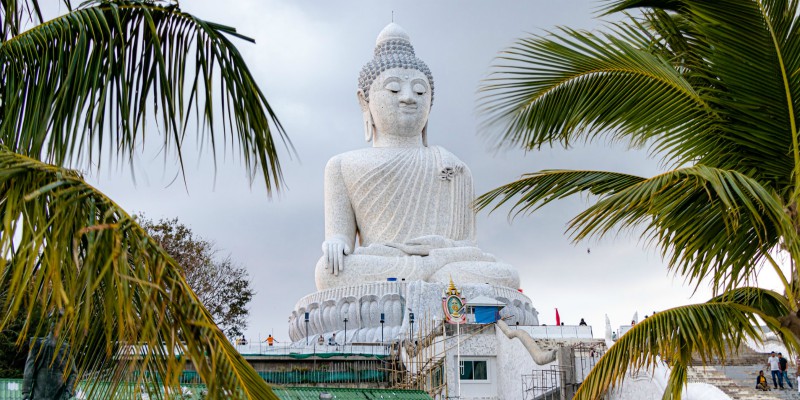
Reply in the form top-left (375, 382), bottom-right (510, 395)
top-left (357, 90), bottom-right (374, 142)
top-left (365, 113), bottom-right (375, 143)
top-left (422, 122), bottom-right (428, 147)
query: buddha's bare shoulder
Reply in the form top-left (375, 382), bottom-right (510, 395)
top-left (325, 149), bottom-right (366, 170)
top-left (326, 147), bottom-right (405, 170)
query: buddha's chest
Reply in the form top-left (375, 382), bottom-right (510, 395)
top-left (339, 147), bottom-right (467, 196)
top-left (338, 146), bottom-right (474, 242)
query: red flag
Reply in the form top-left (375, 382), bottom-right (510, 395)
top-left (555, 308), bottom-right (561, 325)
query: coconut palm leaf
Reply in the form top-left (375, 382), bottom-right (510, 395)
top-left (575, 166), bottom-right (791, 288)
top-left (0, 147), bottom-right (278, 398)
top-left (478, 165), bottom-right (792, 292)
top-left (0, 1), bottom-right (72, 41)
top-left (481, 0), bottom-right (800, 192)
top-left (475, 169), bottom-right (646, 218)
top-left (683, 0), bottom-right (800, 190)
top-left (0, 0), bottom-right (288, 190)
top-left (604, 0), bottom-right (684, 14)
top-left (479, 0), bottom-right (800, 288)
top-left (1, 0), bottom-right (39, 40)
top-left (576, 287), bottom-right (792, 400)
top-left (479, 21), bottom-right (715, 166)
top-left (713, 287), bottom-right (793, 326)
top-left (480, 0), bottom-right (800, 398)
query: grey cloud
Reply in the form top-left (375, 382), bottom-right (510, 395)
top-left (84, 0), bottom-right (729, 341)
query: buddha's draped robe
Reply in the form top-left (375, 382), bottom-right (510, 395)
top-left (343, 146), bottom-right (475, 247)
top-left (316, 145), bottom-right (519, 290)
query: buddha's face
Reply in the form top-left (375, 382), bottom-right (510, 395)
top-left (367, 68), bottom-right (431, 139)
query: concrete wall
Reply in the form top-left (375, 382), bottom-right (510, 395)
top-left (495, 326), bottom-right (559, 400)
top-left (456, 356), bottom-right (498, 399)
top-left (444, 329), bottom-right (499, 400)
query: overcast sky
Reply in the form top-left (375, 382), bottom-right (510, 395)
top-left (80, 0), bottom-right (785, 341)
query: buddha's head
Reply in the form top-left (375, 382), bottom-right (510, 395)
top-left (358, 23), bottom-right (434, 145)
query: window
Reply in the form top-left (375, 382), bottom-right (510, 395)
top-left (459, 360), bottom-right (488, 380)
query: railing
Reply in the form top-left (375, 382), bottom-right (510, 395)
top-left (574, 343), bottom-right (604, 383)
top-left (513, 325), bottom-right (593, 339)
top-left (0, 379), bottom-right (208, 400)
top-left (617, 325), bottom-right (633, 338)
top-left (521, 366), bottom-right (567, 400)
top-left (234, 341), bottom-right (394, 357)
top-left (0, 380), bottom-right (21, 400)
top-left (0, 362), bottom-right (392, 399)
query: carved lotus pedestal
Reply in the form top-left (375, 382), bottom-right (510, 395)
top-left (288, 280), bottom-right (539, 344)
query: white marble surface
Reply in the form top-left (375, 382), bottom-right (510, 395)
top-left (742, 327), bottom-right (786, 354)
top-left (440, 329), bottom-right (500, 399)
top-left (608, 361), bottom-right (732, 400)
top-left (288, 280), bottom-right (538, 343)
top-left (495, 324), bottom-right (559, 400)
top-left (315, 23), bottom-right (520, 291)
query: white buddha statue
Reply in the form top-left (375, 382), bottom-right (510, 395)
top-left (315, 23), bottom-right (519, 291)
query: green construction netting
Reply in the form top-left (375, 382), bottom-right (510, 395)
top-left (0, 380), bottom-right (432, 400)
top-left (240, 352), bottom-right (388, 360)
top-left (258, 369), bottom-right (386, 384)
top-left (178, 369), bottom-right (386, 385)
top-left (270, 387), bottom-right (432, 399)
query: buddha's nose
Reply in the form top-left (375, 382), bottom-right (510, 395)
top-left (399, 88), bottom-right (416, 104)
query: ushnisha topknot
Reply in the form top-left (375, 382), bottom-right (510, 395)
top-left (358, 23), bottom-right (435, 105)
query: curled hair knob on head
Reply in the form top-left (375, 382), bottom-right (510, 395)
top-left (358, 23), bottom-right (434, 105)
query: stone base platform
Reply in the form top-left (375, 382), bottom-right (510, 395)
top-left (288, 280), bottom-right (539, 344)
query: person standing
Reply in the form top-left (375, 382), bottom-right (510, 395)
top-left (22, 332), bottom-right (76, 400)
top-left (768, 351), bottom-right (783, 389)
top-left (779, 352), bottom-right (794, 389)
top-left (797, 356), bottom-right (800, 392)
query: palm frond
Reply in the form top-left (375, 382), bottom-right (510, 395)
top-left (477, 166), bottom-right (791, 291)
top-left (483, 0), bottom-right (800, 194)
top-left (0, 148), bottom-right (277, 399)
top-left (678, 0), bottom-right (800, 190)
top-left (576, 292), bottom-right (782, 400)
top-left (475, 169), bottom-right (646, 218)
top-left (478, 0), bottom-right (800, 397)
top-left (0, 0), bottom-right (289, 192)
top-left (639, 9), bottom-right (710, 81)
top-left (710, 287), bottom-right (800, 354)
top-left (711, 286), bottom-right (790, 320)
top-left (0, 0), bottom-right (64, 41)
top-left (603, 0), bottom-right (685, 14)
top-left (571, 165), bottom-right (789, 291)
top-left (479, 25), bottom-right (714, 165)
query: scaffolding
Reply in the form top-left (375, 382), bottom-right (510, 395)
top-left (520, 342), bottom-right (606, 400)
top-left (386, 313), bottom-right (500, 399)
top-left (389, 314), bottom-right (448, 397)
top-left (382, 310), bottom-right (607, 400)
top-left (521, 366), bottom-right (567, 400)
top-left (573, 342), bottom-right (605, 383)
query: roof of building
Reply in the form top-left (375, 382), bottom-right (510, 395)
top-left (466, 295), bottom-right (506, 307)
top-left (271, 386), bottom-right (433, 399)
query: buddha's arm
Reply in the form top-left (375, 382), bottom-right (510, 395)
top-left (322, 156), bottom-right (357, 275)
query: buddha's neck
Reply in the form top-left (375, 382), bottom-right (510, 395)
top-left (373, 133), bottom-right (423, 148)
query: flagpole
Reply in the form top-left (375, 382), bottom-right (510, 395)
top-left (457, 320), bottom-right (461, 398)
